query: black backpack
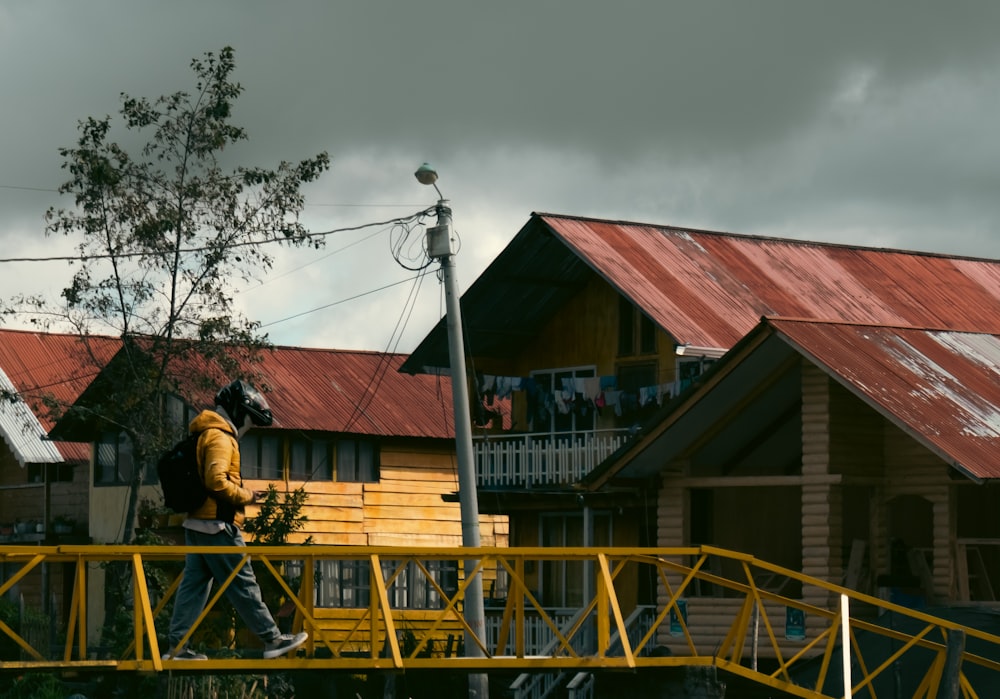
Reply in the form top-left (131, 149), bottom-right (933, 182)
top-left (156, 431), bottom-right (209, 513)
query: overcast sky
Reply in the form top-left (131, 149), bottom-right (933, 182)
top-left (3, 2), bottom-right (1000, 352)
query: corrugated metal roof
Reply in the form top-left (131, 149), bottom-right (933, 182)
top-left (591, 317), bottom-right (1000, 485)
top-left (770, 319), bottom-right (1000, 481)
top-left (0, 329), bottom-right (120, 464)
top-left (403, 213), bottom-right (1000, 372)
top-left (253, 345), bottom-right (454, 439)
top-left (545, 215), bottom-right (1000, 347)
top-left (0, 366), bottom-right (64, 465)
top-left (0, 328), bottom-right (455, 443)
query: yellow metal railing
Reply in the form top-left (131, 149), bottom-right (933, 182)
top-left (1, 544), bottom-right (999, 698)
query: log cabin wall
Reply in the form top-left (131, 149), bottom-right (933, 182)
top-left (880, 422), bottom-right (952, 601)
top-left (808, 363), bottom-right (956, 604)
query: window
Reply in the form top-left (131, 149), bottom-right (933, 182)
top-left (164, 394), bottom-right (196, 433)
top-left (529, 366), bottom-right (596, 437)
top-left (315, 558), bottom-right (458, 609)
top-left (618, 297), bottom-right (656, 356)
top-left (538, 512), bottom-right (612, 607)
top-left (95, 431), bottom-right (155, 485)
top-left (677, 357), bottom-right (716, 393)
top-left (336, 438), bottom-right (379, 482)
top-left (27, 463), bottom-right (73, 484)
top-left (240, 434), bottom-right (283, 480)
top-left (616, 362), bottom-right (657, 396)
top-left (290, 436), bottom-right (332, 481)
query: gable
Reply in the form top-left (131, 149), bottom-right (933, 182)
top-left (0, 329), bottom-right (120, 464)
top-left (0, 366), bottom-right (64, 466)
top-left (771, 319), bottom-right (1000, 481)
top-left (591, 318), bottom-right (1000, 487)
top-left (404, 212), bottom-right (1000, 374)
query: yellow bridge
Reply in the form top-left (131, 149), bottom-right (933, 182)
top-left (2, 544), bottom-right (999, 698)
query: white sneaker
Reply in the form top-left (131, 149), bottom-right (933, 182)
top-left (263, 631), bottom-right (308, 659)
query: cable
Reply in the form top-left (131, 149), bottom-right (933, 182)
top-left (0, 184), bottom-right (59, 193)
top-left (340, 267), bottom-right (433, 433)
top-left (258, 276), bottom-right (422, 329)
top-left (0, 207), bottom-right (436, 264)
top-left (237, 225), bottom-right (387, 294)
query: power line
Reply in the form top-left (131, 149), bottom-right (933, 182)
top-left (0, 184), bottom-right (59, 193)
top-left (258, 276), bottom-right (424, 329)
top-left (0, 208), bottom-right (435, 264)
top-left (237, 225), bottom-right (388, 294)
top-left (0, 182), bottom-right (427, 206)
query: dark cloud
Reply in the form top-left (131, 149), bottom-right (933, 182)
top-left (3, 2), bottom-right (1000, 348)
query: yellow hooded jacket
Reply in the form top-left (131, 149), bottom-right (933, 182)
top-left (188, 409), bottom-right (255, 527)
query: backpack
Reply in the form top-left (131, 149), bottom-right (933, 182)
top-left (156, 431), bottom-right (209, 513)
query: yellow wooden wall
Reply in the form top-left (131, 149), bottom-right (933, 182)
top-left (244, 440), bottom-right (508, 548)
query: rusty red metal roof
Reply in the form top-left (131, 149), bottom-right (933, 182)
top-left (403, 213), bottom-right (1000, 374)
top-left (542, 214), bottom-right (1000, 348)
top-left (0, 328), bottom-right (120, 463)
top-left (1, 329), bottom-right (455, 455)
top-left (253, 345), bottom-right (454, 439)
top-left (770, 318), bottom-right (1000, 481)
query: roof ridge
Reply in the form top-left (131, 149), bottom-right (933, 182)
top-left (764, 315), bottom-right (1000, 335)
top-left (535, 212), bottom-right (1000, 263)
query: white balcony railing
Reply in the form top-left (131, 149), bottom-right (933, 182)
top-left (473, 429), bottom-right (632, 488)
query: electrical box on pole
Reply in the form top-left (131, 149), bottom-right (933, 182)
top-left (426, 223), bottom-right (453, 258)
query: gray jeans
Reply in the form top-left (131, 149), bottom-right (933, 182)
top-left (167, 524), bottom-right (281, 648)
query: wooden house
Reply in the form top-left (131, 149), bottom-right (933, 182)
top-left (2, 330), bottom-right (507, 650)
top-left (585, 317), bottom-right (1000, 652)
top-left (0, 329), bottom-right (120, 617)
top-left (402, 213), bottom-right (1000, 638)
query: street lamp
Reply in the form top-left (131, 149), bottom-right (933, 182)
top-left (415, 163), bottom-right (488, 698)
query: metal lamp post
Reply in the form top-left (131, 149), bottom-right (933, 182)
top-left (415, 163), bottom-right (488, 698)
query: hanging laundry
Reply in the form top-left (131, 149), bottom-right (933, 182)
top-left (638, 386), bottom-right (653, 407)
top-left (560, 377), bottom-right (575, 401)
top-left (604, 390), bottom-right (622, 416)
top-left (657, 383), bottom-right (672, 405)
top-left (554, 389), bottom-right (570, 414)
top-left (496, 376), bottom-right (513, 399)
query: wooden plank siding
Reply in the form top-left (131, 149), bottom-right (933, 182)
top-left (243, 440), bottom-right (508, 548)
top-left (472, 274), bottom-right (682, 436)
top-left (238, 439), bottom-right (508, 651)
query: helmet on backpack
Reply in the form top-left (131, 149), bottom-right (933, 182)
top-left (215, 379), bottom-right (273, 427)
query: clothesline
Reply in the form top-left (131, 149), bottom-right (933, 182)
top-left (478, 373), bottom-right (677, 411)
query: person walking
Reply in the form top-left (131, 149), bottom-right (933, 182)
top-left (163, 378), bottom-right (308, 660)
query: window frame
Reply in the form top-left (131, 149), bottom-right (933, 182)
top-left (618, 296), bottom-right (657, 357)
top-left (315, 558), bottom-right (458, 609)
top-left (335, 437), bottom-right (380, 483)
top-left (94, 430), bottom-right (157, 486)
top-left (529, 365), bottom-right (597, 438)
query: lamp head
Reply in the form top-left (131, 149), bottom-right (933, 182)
top-left (414, 162), bottom-right (439, 186)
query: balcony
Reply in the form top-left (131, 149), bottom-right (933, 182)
top-left (473, 429), bottom-right (632, 488)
